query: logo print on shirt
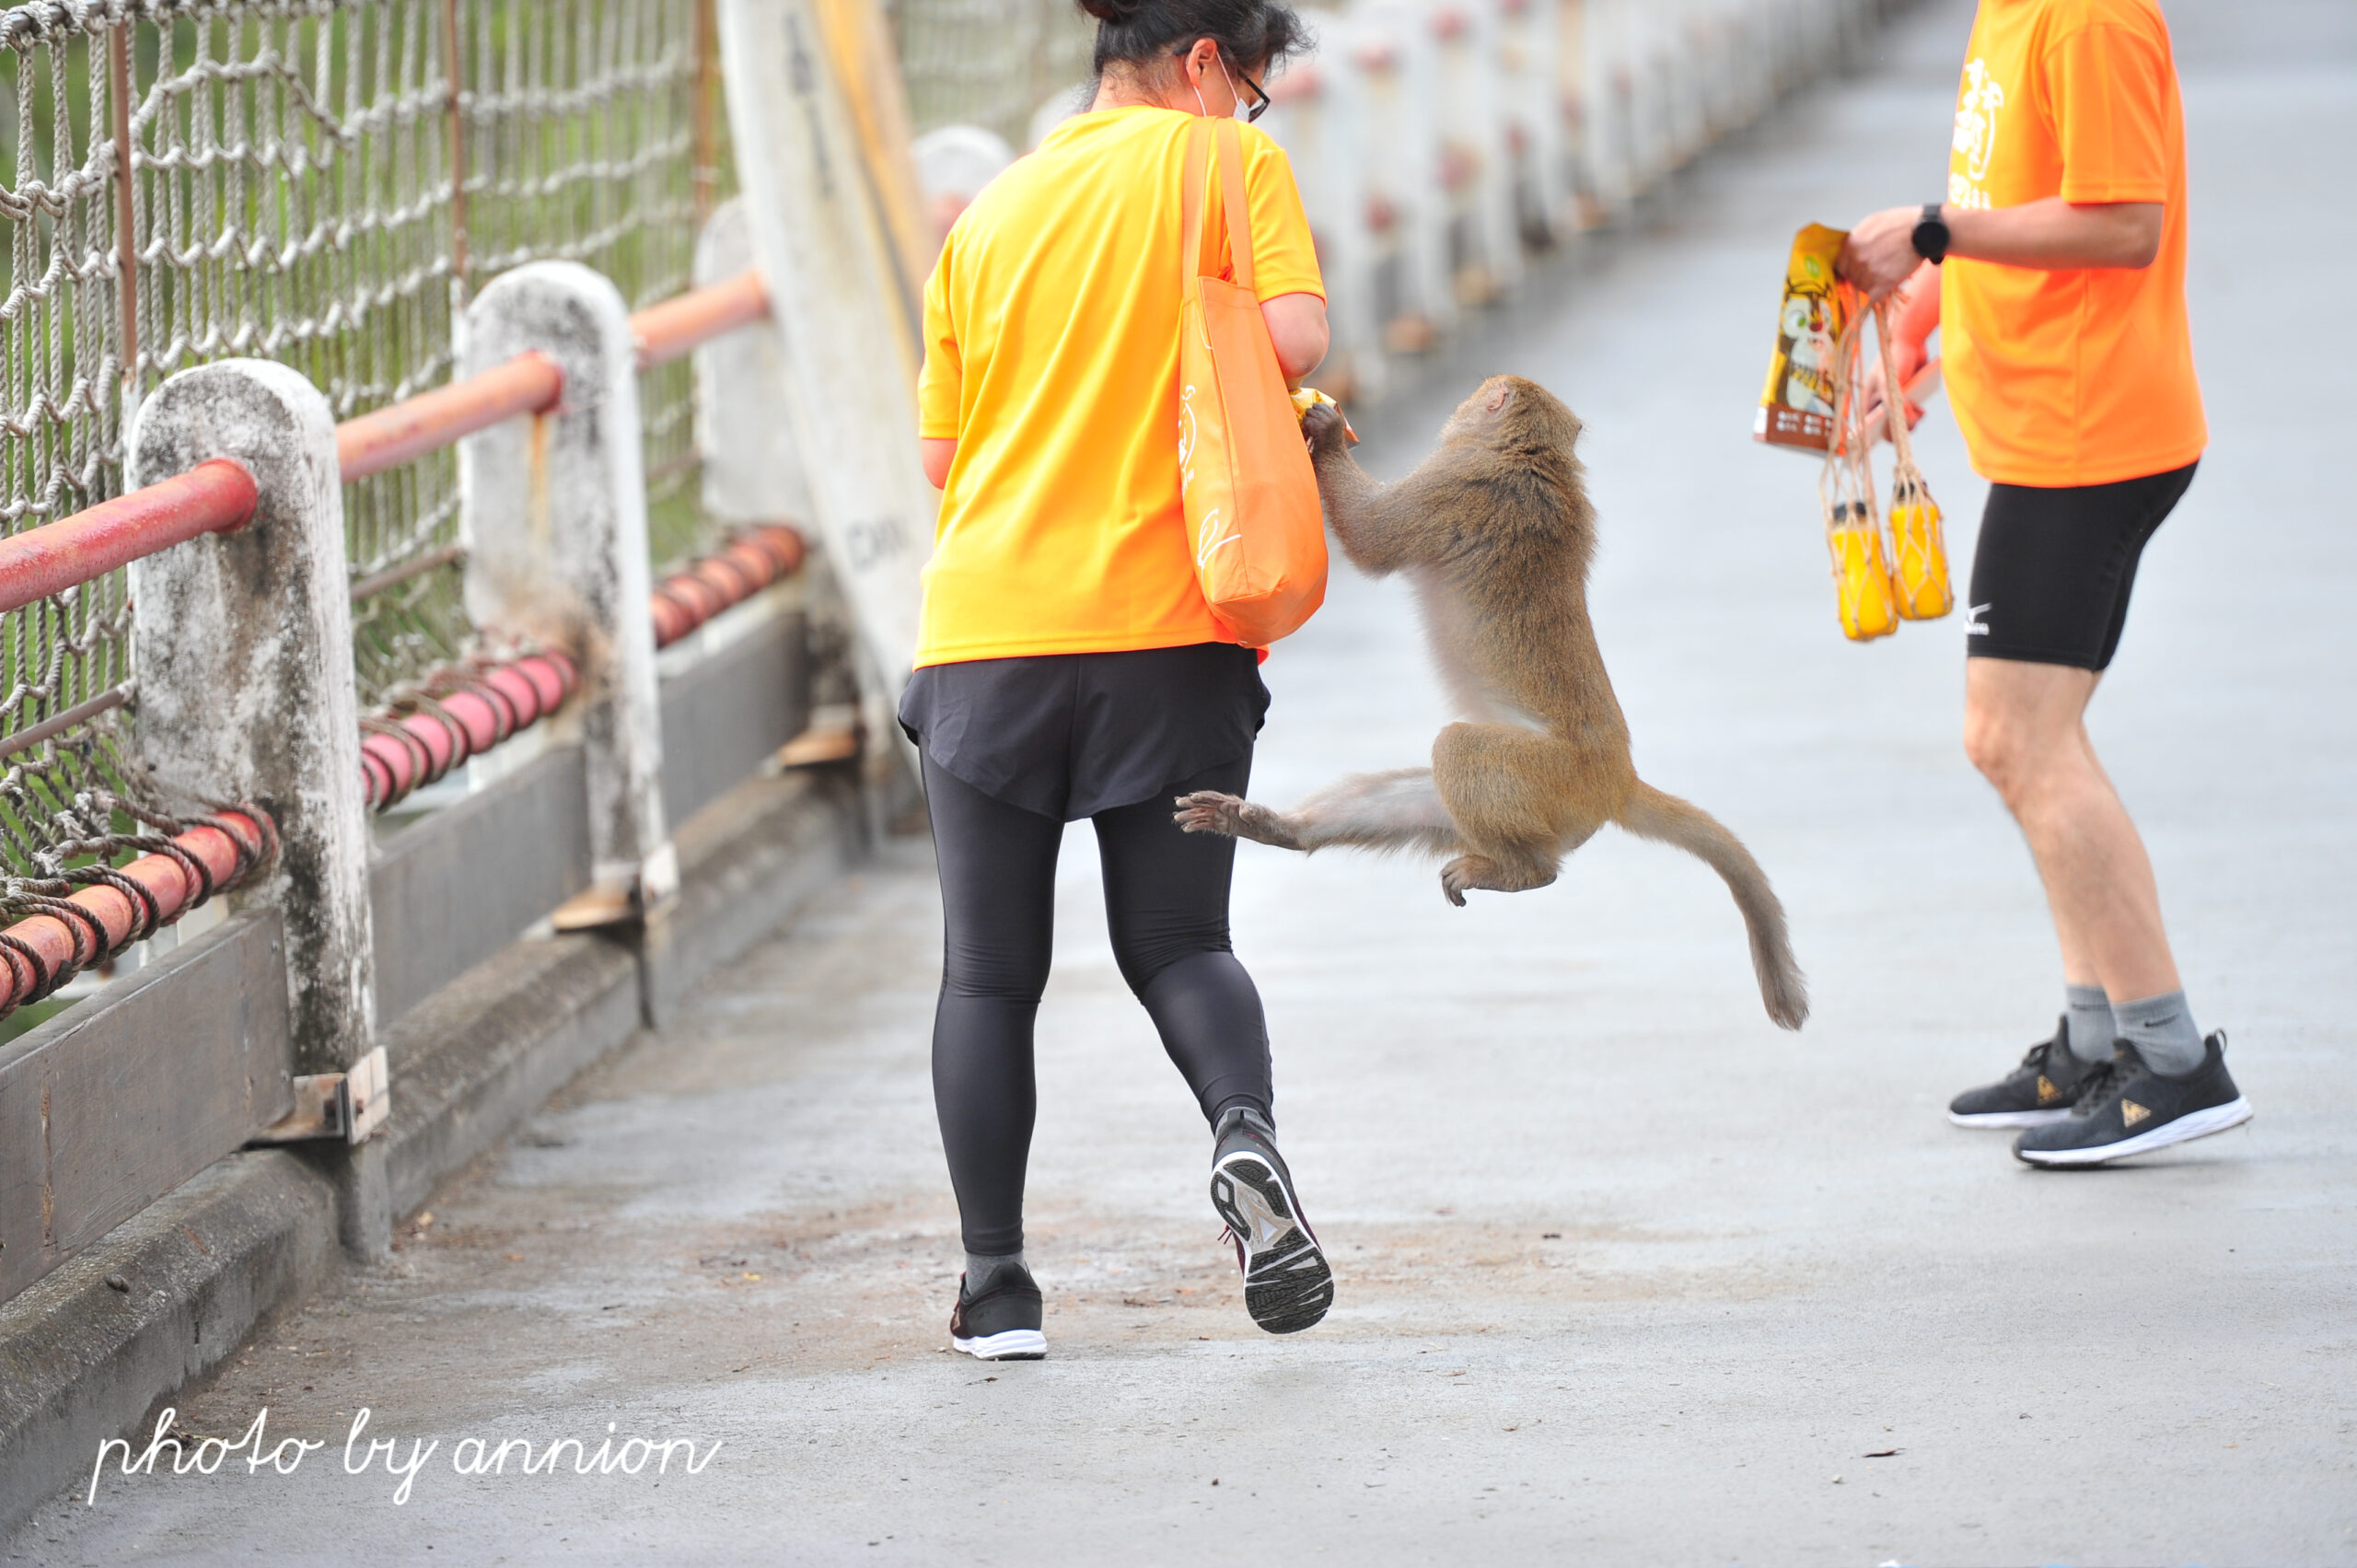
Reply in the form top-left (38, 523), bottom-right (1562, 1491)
top-left (1950, 58), bottom-right (2005, 210)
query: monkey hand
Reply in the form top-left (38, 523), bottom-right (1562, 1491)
top-left (1300, 401), bottom-right (1354, 459)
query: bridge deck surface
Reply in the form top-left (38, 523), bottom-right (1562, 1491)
top-left (17, 1), bottom-right (2354, 1560)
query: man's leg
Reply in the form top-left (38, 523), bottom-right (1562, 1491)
top-left (1965, 659), bottom-right (2256, 1164)
top-left (1961, 657), bottom-right (2180, 1007)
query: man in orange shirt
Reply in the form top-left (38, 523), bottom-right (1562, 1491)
top-left (1840, 0), bottom-right (2251, 1167)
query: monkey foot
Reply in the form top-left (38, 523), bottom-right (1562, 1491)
top-left (1440, 854), bottom-right (1556, 906)
top-left (1174, 792), bottom-right (1300, 851)
top-left (1174, 790), bottom-right (1250, 838)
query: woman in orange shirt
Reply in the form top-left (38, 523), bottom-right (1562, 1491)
top-left (904, 0), bottom-right (1332, 1360)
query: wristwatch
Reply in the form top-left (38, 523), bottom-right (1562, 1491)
top-left (1911, 202), bottom-right (1951, 265)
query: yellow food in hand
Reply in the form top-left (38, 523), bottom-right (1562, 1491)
top-left (1289, 386), bottom-right (1356, 443)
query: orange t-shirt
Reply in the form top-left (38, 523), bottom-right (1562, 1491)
top-left (914, 107), bottom-right (1325, 668)
top-left (1941, 0), bottom-right (2204, 487)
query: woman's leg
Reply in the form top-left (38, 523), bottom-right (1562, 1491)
top-left (1093, 754), bottom-right (1274, 1126)
top-left (924, 755), bottom-right (1063, 1255)
top-left (1101, 755), bottom-right (1333, 1334)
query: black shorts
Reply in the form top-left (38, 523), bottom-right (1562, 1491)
top-left (897, 643), bottom-right (1269, 822)
top-left (1965, 462), bottom-right (2195, 670)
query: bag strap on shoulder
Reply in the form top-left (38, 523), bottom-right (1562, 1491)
top-left (1214, 118), bottom-right (1253, 294)
top-left (1181, 117), bottom-right (1209, 306)
top-left (1180, 116), bottom-right (1257, 301)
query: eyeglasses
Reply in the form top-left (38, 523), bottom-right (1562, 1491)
top-left (1234, 66), bottom-right (1269, 122)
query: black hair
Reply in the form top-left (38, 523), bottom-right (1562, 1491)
top-left (1077, 0), bottom-right (1307, 80)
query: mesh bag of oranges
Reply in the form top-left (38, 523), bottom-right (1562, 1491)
top-left (1818, 293), bottom-right (1954, 641)
top-left (1756, 225), bottom-right (1954, 642)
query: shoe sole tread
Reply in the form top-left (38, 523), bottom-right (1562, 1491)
top-left (1211, 1153), bottom-right (1333, 1336)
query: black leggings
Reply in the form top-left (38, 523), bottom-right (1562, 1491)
top-left (925, 751), bottom-right (1272, 1255)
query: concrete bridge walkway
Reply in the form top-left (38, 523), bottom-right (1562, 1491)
top-left (14, 0), bottom-right (2355, 1561)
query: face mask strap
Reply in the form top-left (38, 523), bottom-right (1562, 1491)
top-left (1215, 56), bottom-right (1247, 119)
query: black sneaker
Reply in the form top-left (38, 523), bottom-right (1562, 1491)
top-left (2014, 1032), bottom-right (2253, 1167)
top-left (948, 1261), bottom-right (1046, 1360)
top-left (1209, 1108), bottom-right (1333, 1335)
top-left (1948, 1016), bottom-right (2103, 1128)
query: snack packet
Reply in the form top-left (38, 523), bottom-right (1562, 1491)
top-left (1755, 224), bottom-right (1856, 452)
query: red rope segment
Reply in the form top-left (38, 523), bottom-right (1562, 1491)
top-left (364, 522), bottom-right (802, 810)
top-left (0, 459), bottom-right (257, 615)
top-left (649, 525), bottom-right (806, 648)
top-left (0, 275), bottom-right (765, 619)
top-left (0, 810), bottom-right (269, 1016)
top-left (632, 269), bottom-right (770, 371)
top-left (335, 352), bottom-right (566, 482)
top-left (360, 651), bottom-right (579, 810)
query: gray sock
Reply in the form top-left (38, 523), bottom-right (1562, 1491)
top-left (964, 1249), bottom-right (1026, 1293)
top-left (2113, 989), bottom-right (2205, 1074)
top-left (2064, 982), bottom-right (2117, 1063)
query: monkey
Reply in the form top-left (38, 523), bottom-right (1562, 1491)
top-left (1174, 374), bottom-right (1808, 1031)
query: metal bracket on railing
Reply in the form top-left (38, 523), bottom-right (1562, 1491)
top-left (777, 703), bottom-right (862, 768)
top-left (251, 1046), bottom-right (389, 1146)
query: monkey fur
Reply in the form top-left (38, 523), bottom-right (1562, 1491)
top-left (1175, 375), bottom-right (1808, 1030)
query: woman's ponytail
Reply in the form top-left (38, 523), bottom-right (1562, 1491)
top-left (1078, 0), bottom-right (1306, 79)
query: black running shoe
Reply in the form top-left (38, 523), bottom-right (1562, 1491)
top-left (2014, 1032), bottom-right (2253, 1167)
top-left (1948, 1016), bottom-right (2103, 1128)
top-left (1209, 1108), bottom-right (1333, 1335)
top-left (948, 1261), bottom-right (1046, 1361)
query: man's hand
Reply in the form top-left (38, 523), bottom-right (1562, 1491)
top-left (1858, 262), bottom-right (1940, 437)
top-left (1840, 206), bottom-right (1926, 300)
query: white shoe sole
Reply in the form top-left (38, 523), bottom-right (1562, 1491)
top-left (951, 1328), bottom-right (1047, 1361)
top-left (2015, 1097), bottom-right (2255, 1167)
top-left (1949, 1107), bottom-right (2073, 1129)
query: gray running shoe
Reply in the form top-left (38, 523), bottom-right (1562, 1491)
top-left (2014, 1033), bottom-right (2253, 1167)
top-left (1948, 1016), bottom-right (2100, 1128)
top-left (1209, 1108), bottom-right (1333, 1335)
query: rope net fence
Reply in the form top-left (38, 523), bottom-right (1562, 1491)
top-left (886, 0), bottom-right (1093, 149)
top-left (0, 0), bottom-right (733, 995)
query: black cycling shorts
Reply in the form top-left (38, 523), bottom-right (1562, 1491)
top-left (1964, 461), bottom-right (2195, 670)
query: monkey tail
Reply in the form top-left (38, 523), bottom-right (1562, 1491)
top-left (1613, 781), bottom-right (1808, 1031)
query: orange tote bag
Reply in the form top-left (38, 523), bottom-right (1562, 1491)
top-left (1176, 116), bottom-right (1327, 647)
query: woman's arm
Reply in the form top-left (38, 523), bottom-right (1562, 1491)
top-left (1261, 292), bottom-right (1329, 382)
top-left (922, 437), bottom-right (957, 490)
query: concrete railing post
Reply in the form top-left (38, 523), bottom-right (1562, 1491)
top-left (127, 358), bottom-right (388, 1256)
top-left (717, 0), bottom-right (931, 755)
top-left (459, 261), bottom-right (675, 923)
top-left (693, 200), bottom-right (816, 534)
top-left (691, 198), bottom-right (887, 794)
